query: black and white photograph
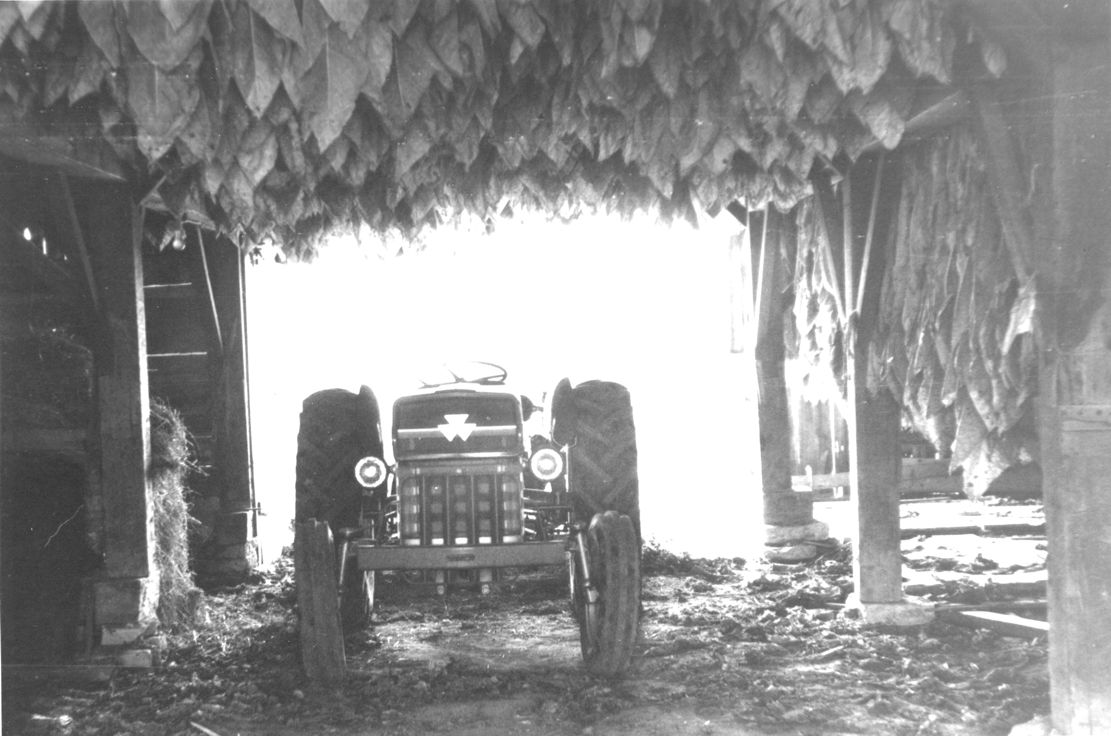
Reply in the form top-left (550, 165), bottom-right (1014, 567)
top-left (1, 1), bottom-right (1107, 734)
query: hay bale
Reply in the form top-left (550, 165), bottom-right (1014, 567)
top-left (149, 397), bottom-right (200, 627)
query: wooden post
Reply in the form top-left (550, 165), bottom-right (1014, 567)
top-left (295, 520), bottom-right (345, 683)
top-left (846, 369), bottom-right (905, 605)
top-left (1040, 21), bottom-right (1111, 734)
top-left (84, 184), bottom-right (159, 635)
top-left (843, 157), bottom-right (931, 625)
top-left (753, 211), bottom-right (827, 559)
top-left (210, 236), bottom-right (258, 574)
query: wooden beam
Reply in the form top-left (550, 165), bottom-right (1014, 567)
top-left (900, 522), bottom-right (1045, 539)
top-left (944, 610), bottom-right (1049, 638)
top-left (861, 89), bottom-right (971, 154)
top-left (855, 153), bottom-right (885, 316)
top-left (0, 125), bottom-right (125, 182)
top-left (192, 225), bottom-right (223, 356)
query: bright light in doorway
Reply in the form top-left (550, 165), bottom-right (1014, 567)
top-left (246, 211), bottom-right (764, 562)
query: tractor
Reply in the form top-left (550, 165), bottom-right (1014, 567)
top-left (294, 362), bottom-right (641, 676)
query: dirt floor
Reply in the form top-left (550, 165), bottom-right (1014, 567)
top-left (3, 499), bottom-right (1049, 736)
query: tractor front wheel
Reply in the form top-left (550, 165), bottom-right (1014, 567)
top-left (573, 511), bottom-right (640, 676)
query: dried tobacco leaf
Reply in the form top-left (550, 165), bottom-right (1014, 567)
top-left (77, 0), bottom-right (122, 67)
top-left (68, 39), bottom-right (108, 105)
top-left (19, 1), bottom-right (53, 42)
top-left (127, 48), bottom-right (202, 160)
top-left (319, 0), bottom-right (369, 39)
top-left (247, 0), bottom-right (304, 47)
top-left (300, 22), bottom-right (376, 149)
top-left (125, 0), bottom-right (212, 72)
top-left (231, 3), bottom-right (285, 117)
top-left (0, 4), bottom-right (20, 45)
top-left (497, 0), bottom-right (545, 50)
top-left (385, 0), bottom-right (423, 38)
top-left (430, 7), bottom-right (464, 78)
top-left (236, 119), bottom-right (278, 186)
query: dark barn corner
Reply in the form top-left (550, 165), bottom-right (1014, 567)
top-left (0, 1), bottom-right (1108, 735)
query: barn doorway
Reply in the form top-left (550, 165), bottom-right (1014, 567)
top-left (245, 213), bottom-right (764, 563)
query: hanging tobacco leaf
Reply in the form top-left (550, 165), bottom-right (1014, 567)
top-left (77, 1), bottom-right (122, 67)
top-left (214, 86), bottom-right (251, 167)
top-left (300, 21), bottom-right (377, 149)
top-left (885, 0), bottom-right (953, 84)
top-left (647, 20), bottom-right (682, 99)
top-left (236, 119), bottom-right (278, 186)
top-left (218, 163), bottom-right (256, 223)
top-left (42, 37), bottom-right (77, 107)
top-left (157, 0), bottom-right (198, 32)
top-left (395, 122), bottom-right (433, 178)
top-left (319, 0), bottom-right (369, 38)
top-left (466, 0), bottom-right (500, 37)
top-left (125, 0), bottom-right (212, 72)
top-left (847, 90), bottom-right (904, 150)
top-left (294, 0), bottom-right (331, 79)
top-left (430, 7), bottom-right (464, 78)
top-left (832, 4), bottom-right (891, 94)
top-left (18, 1), bottom-right (52, 41)
top-left (178, 86), bottom-right (219, 162)
top-left (497, 0), bottom-right (545, 49)
top-left (739, 39), bottom-right (787, 108)
top-left (378, 21), bottom-right (439, 135)
top-left (246, 0), bottom-right (303, 46)
top-left (775, 0), bottom-right (824, 50)
top-left (0, 4), bottom-right (21, 45)
top-left (276, 120), bottom-right (307, 175)
top-left (127, 47), bottom-right (202, 160)
top-left (68, 39), bottom-right (108, 105)
top-left (382, 0), bottom-right (421, 37)
top-left (231, 3), bottom-right (285, 117)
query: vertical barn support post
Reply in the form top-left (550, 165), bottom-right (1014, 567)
top-left (1039, 20), bottom-right (1111, 734)
top-left (295, 520), bottom-right (345, 683)
top-left (842, 158), bottom-right (931, 626)
top-left (85, 185), bottom-right (160, 648)
top-left (209, 235), bottom-right (258, 576)
top-left (753, 210), bottom-right (828, 560)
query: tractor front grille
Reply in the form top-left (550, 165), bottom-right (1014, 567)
top-left (398, 461), bottom-right (523, 547)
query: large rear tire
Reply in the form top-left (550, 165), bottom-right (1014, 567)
top-left (554, 380), bottom-right (640, 540)
top-left (294, 386), bottom-right (383, 529)
top-left (574, 511), bottom-right (640, 676)
top-left (295, 386), bottom-right (383, 632)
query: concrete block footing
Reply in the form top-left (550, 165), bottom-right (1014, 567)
top-left (765, 520), bottom-right (829, 546)
top-left (116, 648), bottom-right (158, 668)
top-left (100, 624), bottom-right (153, 647)
top-left (1005, 715), bottom-right (1055, 736)
top-left (845, 594), bottom-right (935, 626)
top-left (765, 543), bottom-right (820, 563)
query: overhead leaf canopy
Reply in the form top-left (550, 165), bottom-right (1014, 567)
top-left (0, 0), bottom-right (967, 255)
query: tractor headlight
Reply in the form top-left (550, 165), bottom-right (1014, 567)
top-left (528, 447), bottom-right (565, 482)
top-left (354, 456), bottom-right (387, 489)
